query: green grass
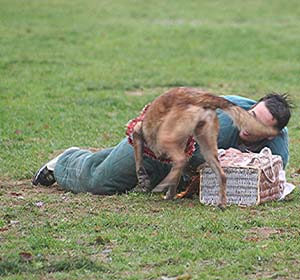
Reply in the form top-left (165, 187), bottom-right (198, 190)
top-left (1, 0), bottom-right (300, 279)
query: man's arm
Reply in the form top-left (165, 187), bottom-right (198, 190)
top-left (264, 127), bottom-right (289, 168)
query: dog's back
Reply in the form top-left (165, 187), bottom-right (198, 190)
top-left (142, 87), bottom-right (278, 159)
top-left (142, 88), bottom-right (210, 157)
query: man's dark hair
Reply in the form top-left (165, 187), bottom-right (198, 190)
top-left (258, 93), bottom-right (291, 130)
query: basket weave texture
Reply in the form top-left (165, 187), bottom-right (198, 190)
top-left (199, 148), bottom-right (283, 206)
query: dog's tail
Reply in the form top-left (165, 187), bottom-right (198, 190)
top-left (223, 104), bottom-right (279, 137)
top-left (200, 94), bottom-right (280, 138)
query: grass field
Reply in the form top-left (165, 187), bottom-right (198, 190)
top-left (1, 0), bottom-right (300, 279)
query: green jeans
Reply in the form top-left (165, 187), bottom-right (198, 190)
top-left (54, 138), bottom-right (176, 194)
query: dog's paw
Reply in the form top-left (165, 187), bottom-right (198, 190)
top-left (163, 193), bottom-right (174, 200)
top-left (137, 180), bottom-right (151, 192)
top-left (132, 185), bottom-right (146, 193)
top-left (151, 183), bottom-right (168, 193)
top-left (152, 183), bottom-right (177, 200)
top-left (217, 202), bottom-right (226, 211)
top-left (217, 196), bottom-right (227, 210)
top-left (164, 187), bottom-right (177, 200)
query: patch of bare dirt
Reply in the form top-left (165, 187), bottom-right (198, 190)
top-left (245, 227), bottom-right (285, 242)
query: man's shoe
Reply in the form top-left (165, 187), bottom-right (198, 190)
top-left (32, 164), bottom-right (56, 186)
top-left (32, 147), bottom-right (79, 186)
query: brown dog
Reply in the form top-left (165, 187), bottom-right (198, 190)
top-left (132, 87), bottom-right (279, 208)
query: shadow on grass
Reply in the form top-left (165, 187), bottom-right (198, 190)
top-left (0, 256), bottom-right (108, 276)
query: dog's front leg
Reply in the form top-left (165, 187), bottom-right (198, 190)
top-left (132, 122), bottom-right (151, 192)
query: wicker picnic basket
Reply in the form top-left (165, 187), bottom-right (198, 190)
top-left (199, 148), bottom-right (284, 206)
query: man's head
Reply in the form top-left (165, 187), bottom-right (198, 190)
top-left (257, 93), bottom-right (291, 130)
top-left (239, 93), bottom-right (291, 143)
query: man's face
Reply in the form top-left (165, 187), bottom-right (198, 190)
top-left (239, 101), bottom-right (278, 144)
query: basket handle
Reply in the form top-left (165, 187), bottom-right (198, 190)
top-left (248, 147), bottom-right (276, 183)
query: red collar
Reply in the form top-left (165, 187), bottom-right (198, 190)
top-left (126, 103), bottom-right (195, 163)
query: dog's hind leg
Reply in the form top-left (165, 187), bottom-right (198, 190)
top-left (194, 116), bottom-right (227, 208)
top-left (151, 110), bottom-right (196, 200)
top-left (132, 122), bottom-right (151, 192)
top-left (152, 144), bottom-right (187, 200)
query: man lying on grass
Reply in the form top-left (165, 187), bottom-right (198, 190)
top-left (32, 90), bottom-right (291, 195)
